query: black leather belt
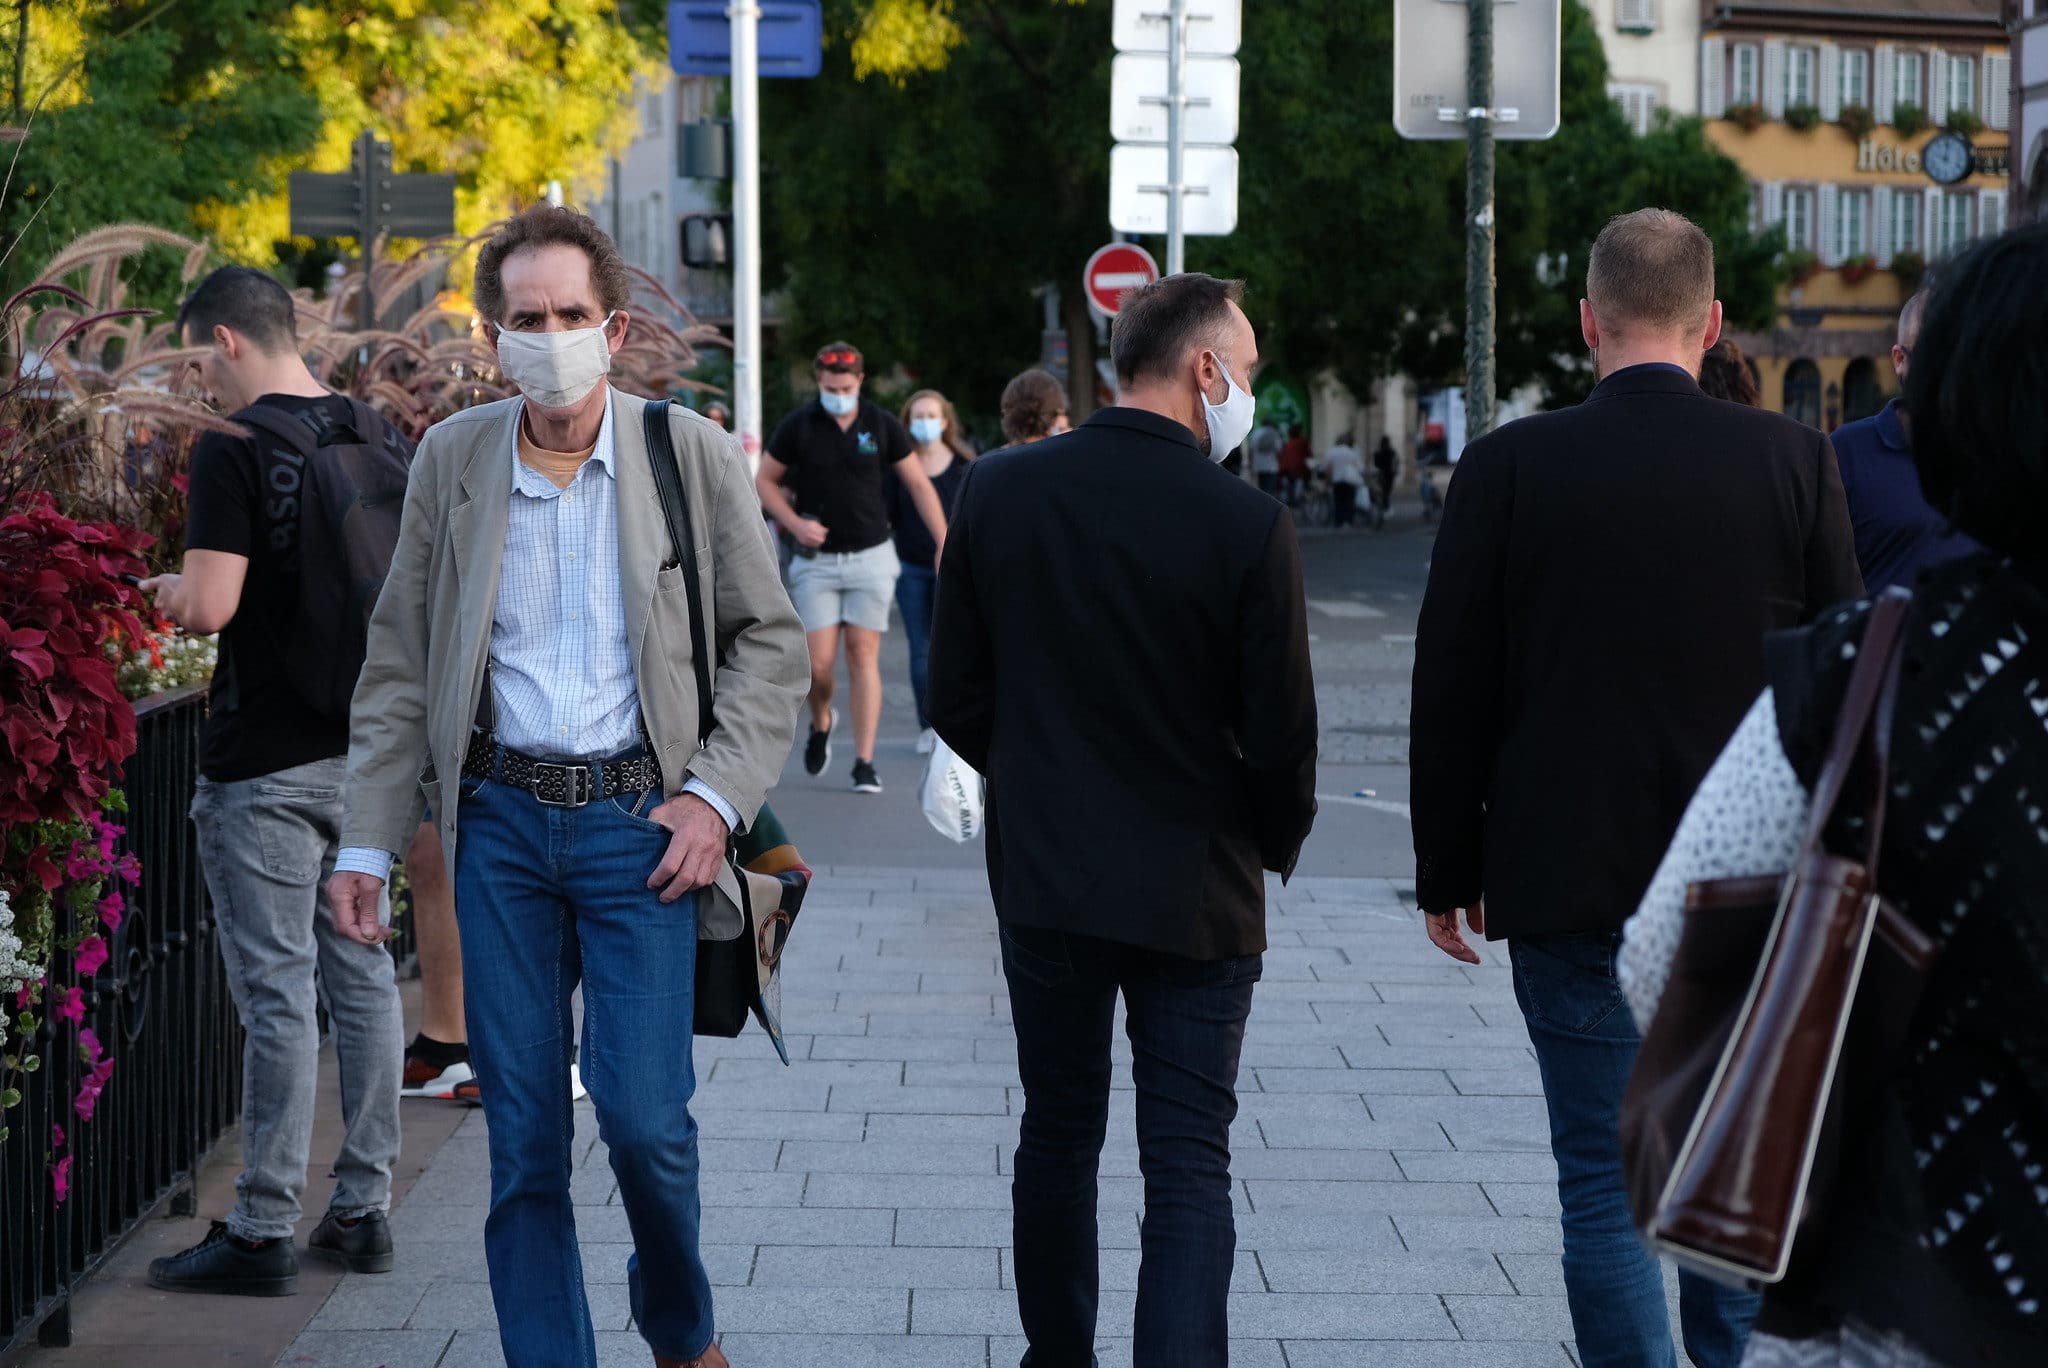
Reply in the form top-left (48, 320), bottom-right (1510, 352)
top-left (462, 733), bottom-right (662, 808)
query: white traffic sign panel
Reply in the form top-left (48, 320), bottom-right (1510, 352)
top-left (1393, 0), bottom-right (1562, 141)
top-left (1111, 54), bottom-right (1240, 145)
top-left (1109, 144), bottom-right (1239, 236)
top-left (1113, 0), bottom-right (1241, 55)
top-left (1084, 243), bottom-right (1161, 316)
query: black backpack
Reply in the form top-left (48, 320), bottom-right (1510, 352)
top-left (235, 397), bottom-right (414, 719)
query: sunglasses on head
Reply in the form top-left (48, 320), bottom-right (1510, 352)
top-left (815, 349), bottom-right (860, 368)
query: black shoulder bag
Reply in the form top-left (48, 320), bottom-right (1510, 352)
top-left (641, 400), bottom-right (795, 1046)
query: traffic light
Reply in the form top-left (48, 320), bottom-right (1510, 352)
top-left (681, 213), bottom-right (731, 270)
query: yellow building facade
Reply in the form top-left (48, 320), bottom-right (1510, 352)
top-left (1700, 1), bottom-right (2011, 427)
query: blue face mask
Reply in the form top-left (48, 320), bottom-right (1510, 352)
top-left (909, 417), bottom-right (946, 446)
top-left (819, 389), bottom-right (858, 417)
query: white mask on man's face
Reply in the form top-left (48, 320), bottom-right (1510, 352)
top-left (1199, 351), bottom-right (1255, 461)
top-left (496, 312), bottom-right (618, 409)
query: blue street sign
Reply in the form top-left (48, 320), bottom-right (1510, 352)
top-left (669, 1), bottom-right (823, 78)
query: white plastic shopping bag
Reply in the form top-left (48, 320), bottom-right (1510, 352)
top-left (920, 737), bottom-right (985, 843)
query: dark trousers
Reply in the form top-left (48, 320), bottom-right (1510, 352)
top-left (1000, 923), bottom-right (1262, 1368)
top-left (1332, 481), bottom-right (1359, 526)
top-left (895, 561), bottom-right (937, 730)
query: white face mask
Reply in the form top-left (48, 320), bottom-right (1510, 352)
top-left (1200, 351), bottom-right (1255, 461)
top-left (909, 416), bottom-right (946, 446)
top-left (819, 389), bottom-right (859, 417)
top-left (496, 312), bottom-right (617, 409)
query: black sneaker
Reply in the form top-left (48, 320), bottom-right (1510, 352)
top-left (308, 1209), bottom-right (394, 1273)
top-left (851, 760), bottom-right (882, 794)
top-left (803, 713), bottom-right (834, 776)
top-left (148, 1221), bottom-right (298, 1296)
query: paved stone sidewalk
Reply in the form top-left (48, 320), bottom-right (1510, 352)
top-left (277, 866), bottom-right (1570, 1368)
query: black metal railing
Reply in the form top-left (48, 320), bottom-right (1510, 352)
top-left (0, 685), bottom-right (243, 1353)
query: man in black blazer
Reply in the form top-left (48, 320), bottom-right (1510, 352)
top-left (929, 273), bottom-right (1317, 1368)
top-left (1411, 210), bottom-right (1862, 1368)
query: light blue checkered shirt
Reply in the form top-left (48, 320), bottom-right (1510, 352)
top-left (335, 394), bottom-right (735, 884)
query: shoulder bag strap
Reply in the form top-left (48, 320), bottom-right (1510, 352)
top-left (643, 399), bottom-right (716, 746)
top-left (1795, 587), bottom-right (1913, 875)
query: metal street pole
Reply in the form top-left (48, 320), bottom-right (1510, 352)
top-left (1464, 0), bottom-right (1496, 441)
top-left (356, 129), bottom-right (379, 333)
top-left (1165, 0), bottom-right (1186, 275)
top-left (730, 0), bottom-right (764, 471)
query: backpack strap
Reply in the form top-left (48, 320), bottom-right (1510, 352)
top-left (642, 399), bottom-right (716, 746)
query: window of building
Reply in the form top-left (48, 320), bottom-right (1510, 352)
top-left (1939, 191), bottom-right (1974, 253)
top-left (1842, 49), bottom-right (1870, 109)
top-left (1615, 0), bottom-right (1658, 33)
top-left (1892, 191), bottom-right (1923, 256)
top-left (1838, 189), bottom-right (1871, 260)
top-left (1789, 46), bottom-right (1818, 108)
top-left (1609, 83), bottom-right (1660, 135)
top-left (1785, 186), bottom-right (1816, 250)
top-left (1982, 192), bottom-right (2007, 240)
top-left (1784, 360), bottom-right (1823, 430)
top-left (1732, 44), bottom-right (1761, 105)
top-left (1985, 53), bottom-right (2012, 131)
top-left (1948, 55), bottom-right (1975, 118)
top-left (1896, 50), bottom-right (1924, 111)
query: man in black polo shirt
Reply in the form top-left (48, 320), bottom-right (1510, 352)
top-left (758, 341), bottom-right (948, 794)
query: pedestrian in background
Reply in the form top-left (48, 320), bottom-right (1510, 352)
top-left (1698, 338), bottom-right (1761, 406)
top-left (1410, 209), bottom-right (1862, 1368)
top-left (1278, 422), bottom-right (1310, 504)
top-left (999, 366), bottom-right (1070, 446)
top-left (1372, 434), bottom-right (1398, 519)
top-left (701, 399), bottom-right (732, 431)
top-left (1322, 431), bottom-right (1365, 528)
top-left (892, 388), bottom-right (973, 756)
top-left (1248, 415), bottom-right (1282, 494)
top-left (758, 342), bottom-right (950, 795)
top-left (1623, 221), bottom-right (2048, 1368)
top-left (328, 206), bottom-right (810, 1368)
top-left (929, 272), bottom-right (1318, 1368)
top-left (142, 266), bottom-right (408, 1296)
top-left (1829, 291), bottom-right (1980, 592)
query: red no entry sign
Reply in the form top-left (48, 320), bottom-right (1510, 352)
top-left (1083, 243), bottom-right (1160, 317)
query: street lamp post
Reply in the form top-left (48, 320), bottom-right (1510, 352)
top-left (1464, 0), bottom-right (1497, 443)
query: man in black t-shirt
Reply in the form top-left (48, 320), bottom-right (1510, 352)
top-left (757, 341), bottom-right (949, 795)
top-left (140, 267), bottom-right (405, 1297)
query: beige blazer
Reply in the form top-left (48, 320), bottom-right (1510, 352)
top-left (340, 390), bottom-right (808, 879)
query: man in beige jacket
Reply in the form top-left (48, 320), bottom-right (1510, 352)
top-left (327, 206), bottom-right (807, 1368)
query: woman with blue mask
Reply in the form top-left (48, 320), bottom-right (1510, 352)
top-left (891, 389), bottom-right (975, 755)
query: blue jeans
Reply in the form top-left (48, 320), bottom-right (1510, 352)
top-left (1000, 923), bottom-right (1262, 1368)
top-left (895, 561), bottom-right (937, 730)
top-left (1512, 933), bottom-right (1759, 1368)
top-left (454, 773), bottom-right (715, 1367)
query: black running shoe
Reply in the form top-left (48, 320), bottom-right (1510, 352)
top-left (148, 1221), bottom-right (298, 1297)
top-left (803, 715), bottom-right (834, 776)
top-left (307, 1209), bottom-right (394, 1274)
top-left (851, 760), bottom-right (882, 794)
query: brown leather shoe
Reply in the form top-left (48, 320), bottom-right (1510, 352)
top-left (654, 1345), bottom-right (728, 1368)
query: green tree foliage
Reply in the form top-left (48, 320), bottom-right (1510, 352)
top-left (0, 2), bottom-right (322, 292)
top-left (769, 0), bottom-right (1782, 415)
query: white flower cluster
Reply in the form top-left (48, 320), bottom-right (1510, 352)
top-left (115, 628), bottom-right (218, 700)
top-left (0, 886), bottom-right (38, 1000)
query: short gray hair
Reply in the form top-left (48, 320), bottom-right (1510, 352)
top-left (1586, 209), bottom-right (1716, 334)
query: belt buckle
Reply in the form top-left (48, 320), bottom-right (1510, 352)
top-left (532, 761), bottom-right (593, 808)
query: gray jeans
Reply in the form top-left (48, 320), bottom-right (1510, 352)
top-left (192, 755), bottom-right (403, 1241)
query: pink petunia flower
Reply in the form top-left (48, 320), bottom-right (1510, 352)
top-left (97, 892), bottom-right (124, 930)
top-left (52, 1155), bottom-right (71, 1203)
top-left (74, 1058), bottom-right (115, 1122)
top-left (114, 854), bottom-right (141, 886)
top-left (51, 1123), bottom-right (65, 1148)
top-left (50, 985), bottom-right (84, 1024)
top-left (73, 936), bottom-right (108, 978)
top-left (78, 1028), bottom-right (101, 1064)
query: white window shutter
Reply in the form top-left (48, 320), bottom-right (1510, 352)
top-left (1873, 186), bottom-right (1893, 266)
top-left (1873, 44), bottom-right (1896, 122)
top-left (1928, 48), bottom-right (1948, 119)
top-left (1818, 184), bottom-right (1842, 266)
top-left (1764, 40), bottom-right (1788, 119)
top-left (1926, 188), bottom-right (1943, 257)
top-left (1765, 180), bottom-right (1786, 232)
top-left (1985, 52), bottom-right (2011, 131)
top-left (1617, 0), bottom-right (1657, 32)
top-left (1820, 45), bottom-right (1842, 120)
top-left (1980, 189), bottom-right (2007, 239)
top-left (1701, 37), bottom-right (1727, 119)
